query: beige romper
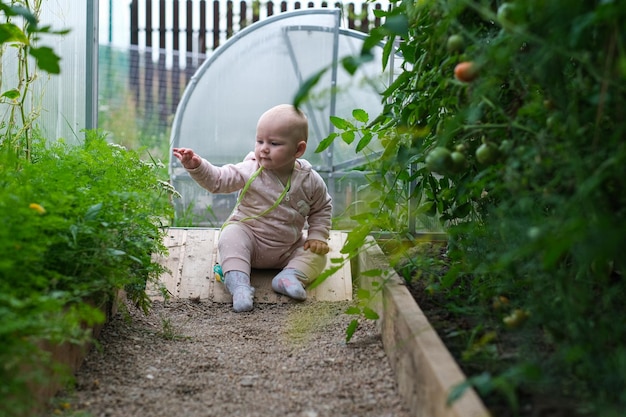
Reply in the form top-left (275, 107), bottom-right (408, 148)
top-left (186, 154), bottom-right (332, 282)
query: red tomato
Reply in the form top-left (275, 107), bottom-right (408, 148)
top-left (454, 61), bottom-right (478, 82)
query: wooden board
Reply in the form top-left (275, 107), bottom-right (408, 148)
top-left (151, 228), bottom-right (352, 303)
top-left (148, 229), bottom-right (186, 300)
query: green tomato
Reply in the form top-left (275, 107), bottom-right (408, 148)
top-left (450, 151), bottom-right (467, 172)
top-left (425, 147), bottom-right (453, 174)
top-left (446, 34), bottom-right (464, 53)
top-left (499, 140), bottom-right (513, 154)
top-left (527, 226), bottom-right (541, 241)
top-left (476, 143), bottom-right (498, 165)
top-left (497, 2), bottom-right (524, 29)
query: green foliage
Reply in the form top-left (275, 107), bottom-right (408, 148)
top-left (0, 131), bottom-right (173, 415)
top-left (344, 286), bottom-right (380, 342)
top-left (0, 0), bottom-right (68, 160)
top-left (0, 1), bottom-right (67, 73)
top-left (304, 0), bottom-right (626, 415)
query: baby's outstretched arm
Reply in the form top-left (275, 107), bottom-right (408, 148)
top-left (304, 239), bottom-right (330, 255)
top-left (172, 147), bottom-right (202, 170)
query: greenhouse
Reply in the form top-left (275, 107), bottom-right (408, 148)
top-left (1, 1), bottom-right (625, 417)
top-left (169, 8), bottom-right (402, 224)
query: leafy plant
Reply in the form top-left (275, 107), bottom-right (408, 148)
top-left (0, 131), bottom-right (174, 415)
top-left (299, 0), bottom-right (626, 415)
top-left (0, 0), bottom-right (69, 160)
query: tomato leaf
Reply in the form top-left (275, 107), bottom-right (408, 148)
top-left (360, 268), bottom-right (383, 277)
top-left (306, 264), bottom-right (341, 290)
top-left (29, 46), bottom-right (61, 74)
top-left (355, 132), bottom-right (373, 152)
top-left (315, 132), bottom-right (338, 153)
top-left (0, 22), bottom-right (28, 44)
top-left (330, 116), bottom-right (354, 130)
top-left (345, 306), bottom-right (361, 315)
top-left (352, 109), bottom-right (368, 123)
top-left (293, 67), bottom-right (327, 109)
top-left (345, 319), bottom-right (359, 342)
top-left (362, 307), bottom-right (380, 320)
top-left (340, 223), bottom-right (372, 254)
top-left (356, 288), bottom-right (371, 299)
top-left (1, 89), bottom-right (20, 100)
top-left (382, 14), bottom-right (409, 37)
top-left (341, 130), bottom-right (355, 144)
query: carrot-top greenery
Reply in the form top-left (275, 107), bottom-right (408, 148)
top-left (0, 2), bottom-right (174, 415)
top-left (0, 132), bottom-right (174, 416)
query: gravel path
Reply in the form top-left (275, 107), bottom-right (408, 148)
top-left (55, 299), bottom-right (411, 417)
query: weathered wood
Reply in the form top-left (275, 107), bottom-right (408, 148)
top-left (152, 228), bottom-right (352, 303)
top-left (358, 236), bottom-right (490, 417)
top-left (148, 229), bottom-right (186, 300)
top-left (199, 0), bottom-right (208, 53)
top-left (178, 228), bottom-right (216, 299)
top-left (313, 229), bottom-right (352, 301)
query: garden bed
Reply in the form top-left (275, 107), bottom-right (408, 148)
top-left (27, 293), bottom-right (123, 416)
top-left (357, 236), bottom-right (489, 417)
top-left (377, 238), bottom-right (587, 417)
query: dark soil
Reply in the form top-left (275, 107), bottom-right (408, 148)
top-left (48, 299), bottom-right (411, 417)
top-left (384, 240), bottom-right (582, 417)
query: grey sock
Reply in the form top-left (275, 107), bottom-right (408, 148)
top-left (224, 271), bottom-right (255, 312)
top-left (272, 269), bottom-right (307, 301)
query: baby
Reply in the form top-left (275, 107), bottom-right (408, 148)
top-left (172, 104), bottom-right (332, 312)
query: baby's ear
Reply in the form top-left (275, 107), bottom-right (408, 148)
top-left (295, 140), bottom-right (307, 158)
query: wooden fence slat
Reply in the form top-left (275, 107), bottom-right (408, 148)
top-left (159, 0), bottom-right (166, 49)
top-left (239, 1), bottom-right (248, 29)
top-left (226, 0), bottom-right (234, 38)
top-left (185, 0), bottom-right (194, 83)
top-left (146, 0), bottom-right (152, 47)
top-left (172, 0), bottom-right (181, 115)
top-left (199, 0), bottom-right (207, 54)
top-left (213, 0), bottom-right (220, 49)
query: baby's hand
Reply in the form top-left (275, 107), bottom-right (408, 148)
top-left (304, 239), bottom-right (330, 255)
top-left (172, 147), bottom-right (202, 170)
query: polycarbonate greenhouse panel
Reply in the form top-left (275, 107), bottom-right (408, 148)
top-left (39, 1), bottom-right (97, 142)
top-left (170, 9), bottom-right (401, 225)
top-left (0, 1), bottom-right (98, 144)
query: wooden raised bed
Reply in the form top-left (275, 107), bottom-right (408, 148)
top-left (357, 235), bottom-right (490, 417)
top-left (27, 294), bottom-right (122, 416)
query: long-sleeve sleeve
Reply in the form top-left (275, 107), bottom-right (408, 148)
top-left (304, 171), bottom-right (332, 242)
top-left (186, 158), bottom-right (250, 194)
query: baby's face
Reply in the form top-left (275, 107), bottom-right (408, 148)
top-left (254, 117), bottom-right (303, 175)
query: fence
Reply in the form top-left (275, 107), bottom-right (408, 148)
top-left (131, 0), bottom-right (385, 52)
top-left (118, 0), bottom-right (386, 147)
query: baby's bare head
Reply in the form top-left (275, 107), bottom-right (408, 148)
top-left (256, 104), bottom-right (308, 144)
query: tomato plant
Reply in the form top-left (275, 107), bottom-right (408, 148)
top-left (303, 0), bottom-right (626, 415)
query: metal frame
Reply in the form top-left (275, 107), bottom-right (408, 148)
top-left (86, 0), bottom-right (99, 130)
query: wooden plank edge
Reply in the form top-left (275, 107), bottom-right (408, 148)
top-left (357, 236), bottom-right (491, 417)
top-left (28, 289), bottom-right (125, 415)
